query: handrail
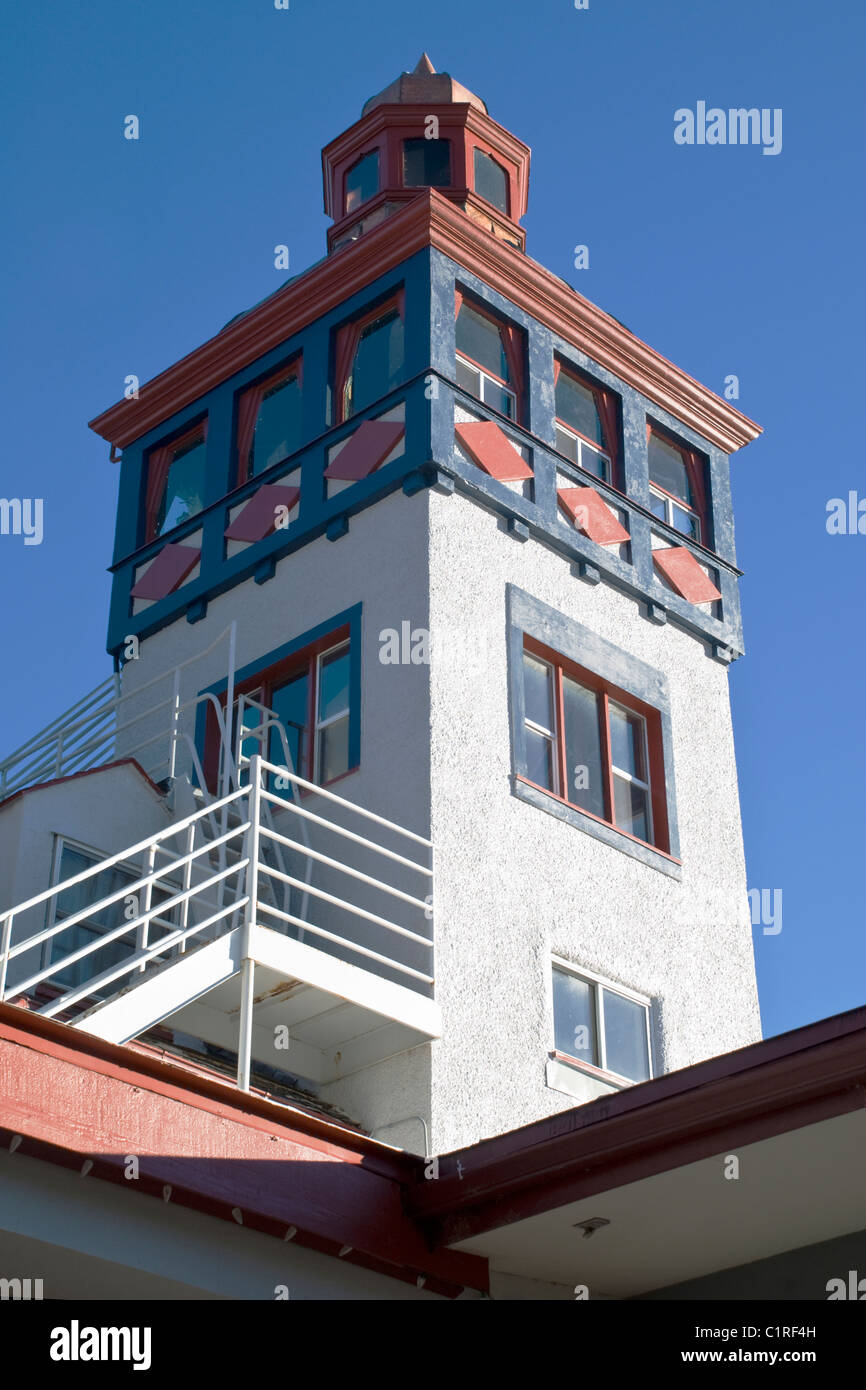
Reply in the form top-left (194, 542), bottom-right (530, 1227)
top-left (0, 752), bottom-right (434, 1025)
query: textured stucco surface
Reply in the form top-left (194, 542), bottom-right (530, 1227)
top-left (424, 487), bottom-right (760, 1152)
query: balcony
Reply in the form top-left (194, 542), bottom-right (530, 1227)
top-left (0, 755), bottom-right (438, 1090)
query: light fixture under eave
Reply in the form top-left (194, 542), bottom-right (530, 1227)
top-left (574, 1217), bottom-right (610, 1240)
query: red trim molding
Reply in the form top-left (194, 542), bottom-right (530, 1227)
top-left (90, 192), bottom-right (760, 456)
top-left (0, 1002), bottom-right (487, 1296)
top-left (408, 1006), bottom-right (866, 1248)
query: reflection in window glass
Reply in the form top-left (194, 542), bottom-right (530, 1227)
top-left (345, 151), bottom-right (379, 213)
top-left (562, 676), bottom-right (605, 819)
top-left (250, 375), bottom-right (302, 476)
top-left (157, 435), bottom-right (207, 536)
top-left (603, 988), bottom-right (650, 1082)
top-left (556, 372), bottom-right (603, 446)
top-left (474, 148), bottom-right (508, 213)
top-left (347, 310), bottom-right (404, 417)
top-left (403, 138), bottom-right (451, 187)
top-left (552, 968), bottom-right (598, 1065)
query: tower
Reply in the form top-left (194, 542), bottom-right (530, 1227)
top-left (1, 57), bottom-right (762, 1158)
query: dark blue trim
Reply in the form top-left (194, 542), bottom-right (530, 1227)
top-left (506, 584), bottom-right (682, 879)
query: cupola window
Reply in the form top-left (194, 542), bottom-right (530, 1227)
top-left (473, 148), bottom-right (509, 214)
top-left (345, 150), bottom-right (379, 215)
top-left (402, 137), bottom-right (452, 187)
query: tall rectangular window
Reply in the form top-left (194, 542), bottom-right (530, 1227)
top-left (555, 364), bottom-right (618, 483)
top-left (474, 148), bottom-right (509, 214)
top-left (520, 636), bottom-right (666, 851)
top-left (144, 423), bottom-right (208, 541)
top-left (223, 629), bottom-right (355, 792)
top-left (455, 295), bottom-right (522, 421)
top-left (335, 294), bottom-right (405, 423)
top-left (648, 426), bottom-right (707, 543)
top-left (552, 961), bottom-right (652, 1084)
top-left (345, 150), bottom-right (379, 214)
top-left (236, 364), bottom-right (302, 485)
top-left (403, 137), bottom-right (451, 187)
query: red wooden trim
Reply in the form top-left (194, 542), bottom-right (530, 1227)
top-left (653, 546), bottom-right (722, 604)
top-left (224, 483), bottom-right (300, 543)
top-left (455, 420), bottom-right (532, 482)
top-left (551, 1050), bottom-right (631, 1087)
top-left (408, 1007), bottom-right (866, 1245)
top-left (556, 486), bottom-right (630, 545)
top-left (90, 193), bottom-right (759, 454)
top-left (0, 1004), bottom-right (487, 1294)
top-left (515, 776), bottom-right (681, 864)
top-left (323, 419), bottom-right (405, 481)
top-left (130, 542), bottom-right (201, 601)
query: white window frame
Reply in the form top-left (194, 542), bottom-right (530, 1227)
top-left (313, 639), bottom-right (351, 782)
top-left (554, 420), bottom-right (611, 483)
top-left (455, 353), bottom-right (516, 419)
top-left (608, 700), bottom-right (653, 845)
top-left (649, 482), bottom-right (702, 542)
top-left (521, 652), bottom-right (561, 797)
top-left (551, 956), bottom-right (654, 1084)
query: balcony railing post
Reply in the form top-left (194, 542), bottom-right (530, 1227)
top-left (167, 667), bottom-right (181, 782)
top-left (0, 913), bottom-right (13, 1001)
top-left (136, 844), bottom-right (156, 974)
top-left (237, 754), bottom-right (262, 1092)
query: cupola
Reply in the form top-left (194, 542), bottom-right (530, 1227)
top-left (321, 55), bottom-right (530, 254)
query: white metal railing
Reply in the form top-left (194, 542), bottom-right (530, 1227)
top-left (0, 754), bottom-right (434, 1029)
top-left (0, 624), bottom-right (238, 802)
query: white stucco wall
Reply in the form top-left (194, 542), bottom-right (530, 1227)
top-left (95, 481), bottom-right (760, 1156)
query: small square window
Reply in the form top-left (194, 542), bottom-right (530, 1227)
top-left (552, 963), bottom-right (651, 1084)
top-left (403, 137), bottom-right (451, 187)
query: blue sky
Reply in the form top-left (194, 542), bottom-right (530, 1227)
top-left (1, 0), bottom-right (863, 1039)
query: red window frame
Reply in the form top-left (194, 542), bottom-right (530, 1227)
top-left (454, 290), bottom-right (525, 422)
top-left (235, 358), bottom-right (303, 489)
top-left (647, 423), bottom-right (709, 543)
top-left (143, 420), bottom-right (208, 544)
top-left (553, 360), bottom-right (620, 483)
top-left (333, 290), bottom-right (405, 426)
top-left (204, 625), bottom-right (353, 794)
top-left (469, 142), bottom-right (512, 216)
top-left (519, 634), bottom-right (672, 856)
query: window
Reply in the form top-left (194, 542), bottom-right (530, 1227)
top-left (145, 423), bottom-right (207, 541)
top-left (345, 151), bottom-right (379, 214)
top-left (520, 635), bottom-right (667, 850)
top-left (555, 364), bottom-right (618, 482)
top-left (336, 297), bottom-right (405, 423)
top-left (229, 632), bottom-right (354, 791)
top-left (236, 364), bottom-right (302, 485)
top-left (552, 962), bottom-right (652, 1084)
top-left (455, 297), bottom-right (521, 420)
top-left (474, 148), bottom-right (509, 214)
top-left (647, 427), bottom-right (707, 542)
top-left (47, 840), bottom-right (176, 995)
top-left (403, 137), bottom-right (451, 187)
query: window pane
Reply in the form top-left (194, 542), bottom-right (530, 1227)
top-left (456, 304), bottom-right (508, 381)
top-left (523, 653), bottom-right (553, 731)
top-left (158, 438), bottom-right (206, 535)
top-left (318, 714), bottom-right (350, 783)
top-left (345, 151), bottom-right (379, 213)
top-left (474, 148), bottom-right (508, 213)
top-left (319, 646), bottom-right (350, 722)
top-left (649, 491), bottom-right (668, 521)
top-left (251, 375), bottom-right (302, 476)
top-left (456, 357), bottom-right (480, 398)
top-left (403, 137), bottom-right (451, 187)
top-left (562, 676), bottom-right (605, 819)
top-left (648, 433), bottom-right (693, 507)
top-left (603, 989), bottom-right (650, 1082)
top-left (524, 727), bottom-right (554, 790)
top-left (580, 441), bottom-right (609, 481)
top-left (52, 847), bottom-right (138, 991)
top-left (555, 372), bottom-right (603, 445)
top-left (609, 703), bottom-right (647, 781)
top-left (348, 310), bottom-right (404, 416)
top-left (555, 425), bottom-right (578, 463)
top-left (552, 968), bottom-right (597, 1064)
top-left (672, 503), bottom-right (700, 541)
top-left (486, 379), bottom-right (516, 419)
top-left (271, 671), bottom-right (309, 778)
top-left (613, 775), bottom-right (651, 842)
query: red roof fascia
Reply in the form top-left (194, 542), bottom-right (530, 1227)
top-left (0, 1003), bottom-right (486, 1296)
top-left (408, 1006), bottom-right (866, 1248)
